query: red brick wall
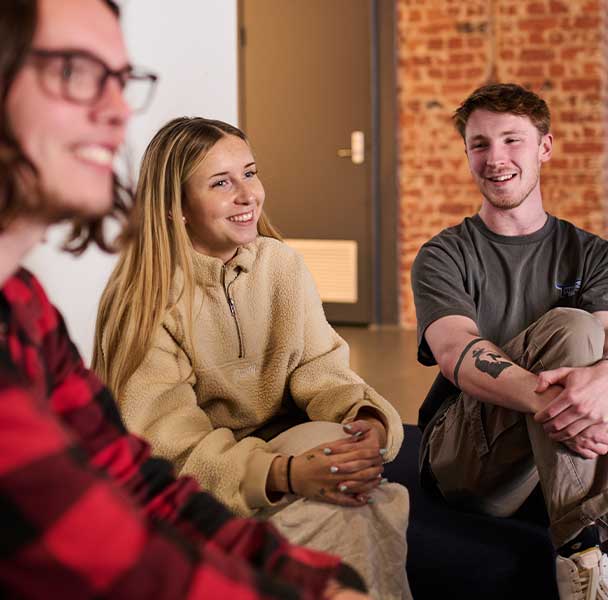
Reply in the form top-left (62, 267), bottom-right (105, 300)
top-left (397, 0), bottom-right (608, 328)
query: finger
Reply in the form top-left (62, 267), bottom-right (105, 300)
top-left (549, 418), bottom-right (595, 441)
top-left (327, 446), bottom-right (386, 465)
top-left (337, 476), bottom-right (383, 495)
top-left (564, 425), bottom-right (608, 448)
top-left (563, 438), bottom-right (608, 458)
top-left (331, 463), bottom-right (384, 481)
top-left (542, 406), bottom-right (586, 435)
top-left (316, 489), bottom-right (366, 507)
top-left (535, 367), bottom-right (573, 392)
top-left (315, 438), bottom-right (363, 456)
top-left (328, 454), bottom-right (384, 473)
top-left (343, 420), bottom-right (373, 436)
top-left (535, 391), bottom-right (572, 423)
top-left (348, 433), bottom-right (382, 451)
top-left (582, 424), bottom-right (608, 446)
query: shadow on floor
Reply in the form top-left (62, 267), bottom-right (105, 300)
top-left (335, 325), bottom-right (439, 425)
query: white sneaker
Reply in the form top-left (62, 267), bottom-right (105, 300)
top-left (556, 547), bottom-right (608, 599)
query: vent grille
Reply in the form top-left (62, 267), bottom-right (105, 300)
top-left (284, 239), bottom-right (358, 304)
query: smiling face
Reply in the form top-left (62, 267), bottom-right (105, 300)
top-left (5, 0), bottom-right (131, 220)
top-left (183, 134), bottom-right (265, 262)
top-left (464, 109), bottom-right (552, 212)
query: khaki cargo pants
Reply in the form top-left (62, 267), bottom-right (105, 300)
top-left (421, 307), bottom-right (608, 547)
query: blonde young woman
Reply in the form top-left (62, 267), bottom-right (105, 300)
top-left (94, 117), bottom-right (412, 600)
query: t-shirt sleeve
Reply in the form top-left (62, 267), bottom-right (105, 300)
top-left (578, 237), bottom-right (608, 313)
top-left (412, 238), bottom-right (478, 365)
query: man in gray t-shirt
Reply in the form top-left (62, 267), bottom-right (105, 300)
top-left (412, 83), bottom-right (608, 599)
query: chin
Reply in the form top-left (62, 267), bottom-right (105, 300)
top-left (46, 191), bottom-right (114, 223)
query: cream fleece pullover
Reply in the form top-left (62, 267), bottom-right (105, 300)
top-left (119, 237), bottom-right (404, 516)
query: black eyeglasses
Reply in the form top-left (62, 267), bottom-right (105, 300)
top-left (28, 48), bottom-right (158, 113)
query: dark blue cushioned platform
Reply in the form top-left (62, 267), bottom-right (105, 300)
top-left (385, 425), bottom-right (558, 599)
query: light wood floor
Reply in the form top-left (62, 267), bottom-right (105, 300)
top-left (335, 326), bottom-right (439, 425)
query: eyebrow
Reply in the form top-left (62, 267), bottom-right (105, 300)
top-left (208, 162), bottom-right (256, 178)
top-left (35, 47), bottom-right (133, 71)
top-left (468, 129), bottom-right (528, 142)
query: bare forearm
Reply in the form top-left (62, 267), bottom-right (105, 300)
top-left (442, 337), bottom-right (560, 413)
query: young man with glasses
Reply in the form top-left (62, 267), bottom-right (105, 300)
top-left (0, 1), bottom-right (368, 598)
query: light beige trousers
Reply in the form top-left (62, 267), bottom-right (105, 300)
top-left (259, 421), bottom-right (412, 600)
top-left (422, 307), bottom-right (608, 547)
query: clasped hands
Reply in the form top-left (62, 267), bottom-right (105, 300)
top-left (534, 360), bottom-right (608, 458)
top-left (276, 418), bottom-right (388, 507)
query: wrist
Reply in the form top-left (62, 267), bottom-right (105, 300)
top-left (267, 455), bottom-right (289, 494)
top-left (532, 384), bottom-right (562, 413)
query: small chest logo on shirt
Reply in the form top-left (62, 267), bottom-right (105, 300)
top-left (555, 280), bottom-right (581, 297)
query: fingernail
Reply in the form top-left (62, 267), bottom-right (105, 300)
top-left (377, 473), bottom-right (382, 479)
top-left (379, 448), bottom-right (387, 456)
top-left (344, 424), bottom-right (353, 431)
top-left (352, 431), bottom-right (363, 438)
top-left (323, 447), bottom-right (332, 455)
top-left (339, 484), bottom-right (348, 492)
top-left (381, 478), bottom-right (389, 485)
top-left (330, 466), bottom-right (339, 473)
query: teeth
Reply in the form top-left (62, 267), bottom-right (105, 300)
top-left (228, 211), bottom-right (253, 223)
top-left (75, 145), bottom-right (114, 166)
top-left (489, 174), bottom-right (515, 182)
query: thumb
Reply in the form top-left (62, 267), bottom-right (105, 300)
top-left (535, 367), bottom-right (572, 392)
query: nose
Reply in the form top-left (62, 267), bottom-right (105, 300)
top-left (234, 181), bottom-right (256, 205)
top-left (92, 76), bottom-right (132, 127)
top-left (486, 142), bottom-right (507, 167)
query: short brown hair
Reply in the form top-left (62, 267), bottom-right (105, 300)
top-left (453, 83), bottom-right (551, 140)
top-left (0, 0), bottom-right (133, 254)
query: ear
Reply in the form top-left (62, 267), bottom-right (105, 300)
top-left (167, 211), bottom-right (187, 224)
top-left (539, 133), bottom-right (553, 163)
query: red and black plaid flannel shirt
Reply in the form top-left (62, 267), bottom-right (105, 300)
top-left (0, 269), bottom-right (363, 599)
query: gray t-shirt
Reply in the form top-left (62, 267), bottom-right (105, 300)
top-left (412, 213), bottom-right (608, 428)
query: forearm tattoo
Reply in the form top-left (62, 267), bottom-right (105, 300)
top-left (453, 338), bottom-right (512, 387)
top-left (453, 337), bottom-right (484, 388)
top-left (472, 347), bottom-right (513, 378)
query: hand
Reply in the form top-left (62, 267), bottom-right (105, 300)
top-left (561, 426), bottom-right (608, 458)
top-left (534, 362), bottom-right (608, 458)
top-left (290, 436), bottom-right (384, 507)
top-left (338, 418), bottom-right (388, 494)
top-left (343, 416), bottom-right (387, 449)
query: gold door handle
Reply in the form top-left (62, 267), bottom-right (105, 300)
top-left (337, 131), bottom-right (365, 164)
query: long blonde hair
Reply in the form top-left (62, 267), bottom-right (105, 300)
top-left (92, 116), bottom-right (281, 399)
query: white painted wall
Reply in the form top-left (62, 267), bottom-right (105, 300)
top-left (24, 0), bottom-right (238, 365)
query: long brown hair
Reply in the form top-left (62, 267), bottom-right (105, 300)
top-left (0, 0), bottom-right (133, 253)
top-left (93, 116), bottom-right (281, 398)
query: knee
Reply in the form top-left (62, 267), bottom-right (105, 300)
top-left (269, 421), bottom-right (348, 454)
top-left (541, 308), bottom-right (604, 365)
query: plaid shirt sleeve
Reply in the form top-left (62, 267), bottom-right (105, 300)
top-left (0, 270), bottom-right (361, 599)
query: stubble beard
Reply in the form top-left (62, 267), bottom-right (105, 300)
top-left (481, 169), bottom-right (540, 212)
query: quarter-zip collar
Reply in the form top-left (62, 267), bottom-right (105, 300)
top-left (190, 241), bottom-right (257, 287)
